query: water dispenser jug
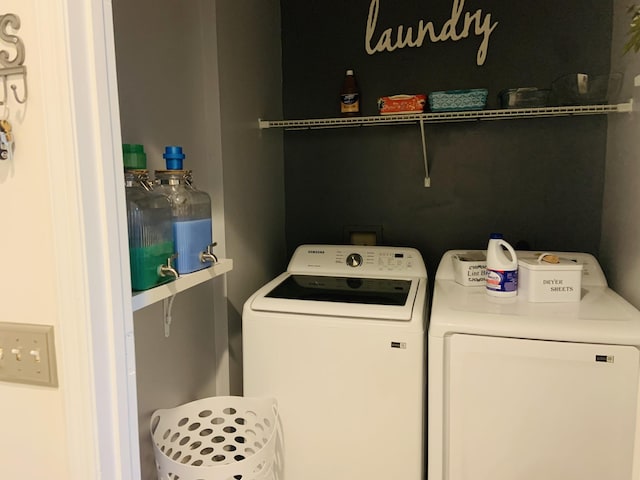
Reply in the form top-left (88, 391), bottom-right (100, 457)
top-left (124, 169), bottom-right (177, 291)
top-left (154, 146), bottom-right (215, 275)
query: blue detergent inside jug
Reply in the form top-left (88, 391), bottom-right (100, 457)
top-left (173, 218), bottom-right (213, 273)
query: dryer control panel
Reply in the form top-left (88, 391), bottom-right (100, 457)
top-left (288, 244), bottom-right (427, 278)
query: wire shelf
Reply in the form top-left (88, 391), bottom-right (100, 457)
top-left (257, 101), bottom-right (634, 188)
top-left (258, 102), bottom-right (633, 130)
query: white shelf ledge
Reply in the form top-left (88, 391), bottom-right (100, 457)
top-left (258, 102), bottom-right (633, 130)
top-left (131, 258), bottom-right (233, 311)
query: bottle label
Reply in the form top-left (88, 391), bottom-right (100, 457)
top-left (341, 93), bottom-right (360, 113)
top-left (486, 268), bottom-right (518, 292)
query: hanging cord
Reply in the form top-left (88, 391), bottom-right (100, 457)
top-left (163, 294), bottom-right (177, 337)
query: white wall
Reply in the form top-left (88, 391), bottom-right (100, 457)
top-left (216, 0), bottom-right (285, 395)
top-left (601, 1), bottom-right (640, 307)
top-left (113, 0), bottom-right (287, 467)
top-left (112, 0), bottom-right (284, 475)
top-left (0, 2), bottom-right (69, 477)
top-left (111, 1), bottom-right (230, 477)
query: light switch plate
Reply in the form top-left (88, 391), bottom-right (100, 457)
top-left (0, 322), bottom-right (58, 387)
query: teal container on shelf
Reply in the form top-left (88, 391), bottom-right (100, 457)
top-left (123, 144), bottom-right (177, 291)
top-left (154, 146), bottom-right (216, 275)
top-left (428, 88), bottom-right (488, 112)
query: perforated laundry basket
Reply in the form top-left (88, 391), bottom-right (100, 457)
top-left (150, 396), bottom-right (278, 480)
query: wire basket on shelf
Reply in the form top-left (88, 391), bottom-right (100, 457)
top-left (150, 396), bottom-right (279, 480)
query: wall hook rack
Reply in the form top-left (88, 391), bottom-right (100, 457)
top-left (0, 13), bottom-right (28, 107)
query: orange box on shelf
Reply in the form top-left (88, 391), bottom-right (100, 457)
top-left (377, 94), bottom-right (426, 115)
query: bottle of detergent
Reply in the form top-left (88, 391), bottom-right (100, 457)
top-left (154, 146), bottom-right (216, 275)
top-left (485, 233), bottom-right (518, 297)
top-left (122, 144), bottom-right (177, 291)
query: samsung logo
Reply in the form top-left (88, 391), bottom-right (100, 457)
top-left (307, 250), bottom-right (325, 254)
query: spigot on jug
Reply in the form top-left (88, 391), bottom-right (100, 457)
top-left (159, 254), bottom-right (179, 279)
top-left (200, 242), bottom-right (218, 264)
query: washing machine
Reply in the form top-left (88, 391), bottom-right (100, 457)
top-left (243, 244), bottom-right (428, 480)
top-left (428, 250), bottom-right (640, 480)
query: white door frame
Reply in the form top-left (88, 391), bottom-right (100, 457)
top-left (46, 0), bottom-right (139, 478)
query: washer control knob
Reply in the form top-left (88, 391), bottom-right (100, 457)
top-left (346, 253), bottom-right (363, 268)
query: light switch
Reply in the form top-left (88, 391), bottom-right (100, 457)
top-left (0, 323), bottom-right (58, 387)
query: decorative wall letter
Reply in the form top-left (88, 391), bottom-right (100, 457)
top-left (0, 13), bottom-right (28, 105)
top-left (365, 0), bottom-right (498, 66)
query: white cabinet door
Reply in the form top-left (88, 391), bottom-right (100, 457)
top-left (447, 334), bottom-right (639, 480)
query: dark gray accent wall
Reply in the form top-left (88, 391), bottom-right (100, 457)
top-left (281, 0), bottom-right (614, 277)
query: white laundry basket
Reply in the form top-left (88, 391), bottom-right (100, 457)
top-left (150, 396), bottom-right (278, 480)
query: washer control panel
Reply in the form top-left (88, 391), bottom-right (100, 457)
top-left (288, 244), bottom-right (427, 277)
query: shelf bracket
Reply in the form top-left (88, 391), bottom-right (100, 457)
top-left (419, 119), bottom-right (430, 187)
top-left (163, 294), bottom-right (177, 337)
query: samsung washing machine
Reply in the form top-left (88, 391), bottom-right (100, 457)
top-left (243, 244), bottom-right (428, 480)
top-left (428, 250), bottom-right (640, 480)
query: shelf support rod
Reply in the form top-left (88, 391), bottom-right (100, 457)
top-left (163, 294), bottom-right (177, 337)
top-left (419, 119), bottom-right (431, 187)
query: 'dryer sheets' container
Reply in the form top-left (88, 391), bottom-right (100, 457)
top-left (452, 251), bottom-right (487, 286)
top-left (518, 254), bottom-right (583, 302)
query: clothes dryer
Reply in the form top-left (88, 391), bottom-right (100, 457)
top-left (428, 250), bottom-right (640, 480)
top-left (243, 244), bottom-right (428, 480)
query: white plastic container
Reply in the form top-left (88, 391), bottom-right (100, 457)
top-left (485, 233), bottom-right (518, 297)
top-left (518, 253), bottom-right (583, 302)
top-left (452, 251), bottom-right (487, 286)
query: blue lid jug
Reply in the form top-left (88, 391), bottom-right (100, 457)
top-left (155, 146), bottom-right (216, 274)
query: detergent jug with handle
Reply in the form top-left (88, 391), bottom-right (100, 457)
top-left (485, 233), bottom-right (518, 297)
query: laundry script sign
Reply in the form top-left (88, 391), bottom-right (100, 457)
top-left (365, 0), bottom-right (499, 66)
